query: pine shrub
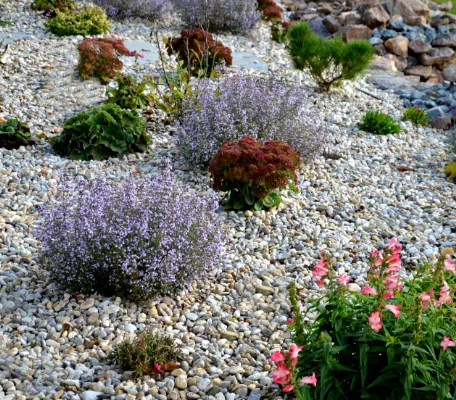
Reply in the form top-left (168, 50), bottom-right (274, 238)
top-left (45, 5), bottom-right (110, 37)
top-left (35, 169), bottom-right (224, 299)
top-left (179, 74), bottom-right (325, 165)
top-left (358, 110), bottom-right (401, 135)
top-left (209, 136), bottom-right (301, 210)
top-left (93, 0), bottom-right (167, 19)
top-left (50, 104), bottom-right (149, 160)
top-left (287, 22), bottom-right (374, 92)
top-left (77, 38), bottom-right (131, 81)
top-left (166, 28), bottom-right (232, 77)
top-left (171, 0), bottom-right (260, 33)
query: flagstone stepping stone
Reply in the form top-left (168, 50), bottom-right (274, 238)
top-left (0, 33), bottom-right (32, 45)
top-left (231, 50), bottom-right (269, 72)
top-left (122, 40), bottom-right (159, 65)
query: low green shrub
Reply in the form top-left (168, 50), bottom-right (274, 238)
top-left (208, 136), bottom-right (301, 211)
top-left (287, 22), bottom-right (374, 92)
top-left (445, 161), bottom-right (456, 181)
top-left (270, 239), bottom-right (456, 399)
top-left (402, 106), bottom-right (429, 126)
top-left (31, 0), bottom-right (75, 15)
top-left (108, 330), bottom-right (181, 376)
top-left (50, 104), bottom-right (149, 160)
top-left (106, 73), bottom-right (155, 110)
top-left (45, 5), bottom-right (110, 37)
top-left (358, 110), bottom-right (401, 135)
top-left (0, 118), bottom-right (35, 150)
top-left (78, 38), bottom-right (130, 81)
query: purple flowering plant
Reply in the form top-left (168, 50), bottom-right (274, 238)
top-left (34, 168), bottom-right (224, 300)
top-left (94, 0), bottom-right (168, 19)
top-left (179, 74), bottom-right (326, 165)
top-left (171, 0), bottom-right (259, 33)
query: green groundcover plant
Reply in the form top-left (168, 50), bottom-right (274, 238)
top-left (287, 22), bottom-right (374, 92)
top-left (358, 110), bottom-right (401, 135)
top-left (106, 72), bottom-right (155, 110)
top-left (270, 238), bottom-right (456, 399)
top-left (50, 104), bottom-right (149, 160)
top-left (402, 106), bottom-right (429, 126)
top-left (0, 118), bottom-right (35, 149)
top-left (45, 5), bottom-right (110, 36)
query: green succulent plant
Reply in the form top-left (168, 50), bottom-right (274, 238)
top-left (0, 118), bottom-right (35, 149)
top-left (358, 110), bottom-right (401, 135)
top-left (50, 104), bottom-right (150, 160)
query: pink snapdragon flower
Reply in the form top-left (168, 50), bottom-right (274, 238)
top-left (272, 362), bottom-right (291, 385)
top-left (301, 372), bottom-right (318, 387)
top-left (312, 259), bottom-right (329, 278)
top-left (269, 350), bottom-right (285, 363)
top-left (445, 259), bottom-right (456, 274)
top-left (436, 281), bottom-right (452, 306)
top-left (282, 385), bottom-right (294, 392)
top-left (384, 304), bottom-right (401, 318)
top-left (337, 274), bottom-right (350, 285)
top-left (420, 291), bottom-right (431, 310)
top-left (368, 311), bottom-right (382, 332)
top-left (362, 284), bottom-right (377, 295)
top-left (441, 336), bottom-right (456, 351)
top-left (383, 290), bottom-right (394, 300)
top-left (290, 344), bottom-right (304, 359)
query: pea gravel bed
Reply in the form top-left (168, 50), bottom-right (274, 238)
top-left (1, 1), bottom-right (456, 400)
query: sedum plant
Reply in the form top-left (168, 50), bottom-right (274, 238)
top-left (50, 104), bottom-right (149, 160)
top-left (287, 22), bottom-right (374, 92)
top-left (166, 28), bottom-right (232, 78)
top-left (179, 74), bottom-right (325, 165)
top-left (78, 38), bottom-right (131, 81)
top-left (35, 168), bottom-right (224, 300)
top-left (93, 0), bottom-right (167, 19)
top-left (108, 330), bottom-right (181, 376)
top-left (271, 239), bottom-right (456, 399)
top-left (402, 106), bottom-right (429, 126)
top-left (258, 0), bottom-right (283, 21)
top-left (45, 5), bottom-right (110, 37)
top-left (208, 136), bottom-right (301, 211)
top-left (171, 0), bottom-right (260, 33)
top-left (0, 118), bottom-right (35, 150)
top-left (106, 73), bottom-right (155, 110)
top-left (358, 110), bottom-right (401, 135)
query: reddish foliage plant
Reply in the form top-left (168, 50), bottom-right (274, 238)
top-left (78, 38), bottom-right (131, 81)
top-left (208, 136), bottom-right (301, 210)
top-left (257, 0), bottom-right (283, 21)
top-left (166, 28), bottom-right (232, 77)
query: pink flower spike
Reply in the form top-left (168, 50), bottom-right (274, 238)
top-left (312, 259), bottom-right (329, 278)
top-left (337, 274), bottom-right (350, 285)
top-left (272, 362), bottom-right (291, 385)
top-left (290, 343), bottom-right (304, 359)
top-left (315, 278), bottom-right (325, 286)
top-left (362, 284), bottom-right (377, 296)
top-left (384, 304), bottom-right (401, 318)
top-left (383, 290), bottom-right (394, 300)
top-left (269, 350), bottom-right (285, 363)
top-left (154, 363), bottom-right (164, 373)
top-left (368, 311), bottom-right (382, 333)
top-left (287, 318), bottom-right (294, 324)
top-left (386, 238), bottom-right (401, 250)
top-left (420, 291), bottom-right (431, 310)
top-left (441, 336), bottom-right (456, 351)
top-left (301, 372), bottom-right (318, 387)
top-left (445, 259), bottom-right (456, 274)
top-left (282, 385), bottom-right (294, 392)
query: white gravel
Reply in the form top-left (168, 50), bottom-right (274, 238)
top-left (1, 1), bottom-right (456, 399)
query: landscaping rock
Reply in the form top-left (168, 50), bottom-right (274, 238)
top-left (404, 65), bottom-right (433, 79)
top-left (420, 47), bottom-right (454, 66)
top-left (384, 36), bottom-right (409, 57)
top-left (343, 24), bottom-right (372, 41)
top-left (443, 64), bottom-right (456, 82)
top-left (363, 5), bottom-right (390, 29)
top-left (408, 39), bottom-right (431, 55)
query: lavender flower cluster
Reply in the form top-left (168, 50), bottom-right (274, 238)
top-left (179, 75), bottom-right (327, 165)
top-left (34, 169), bottom-right (224, 299)
top-left (172, 0), bottom-right (259, 33)
top-left (94, 0), bottom-right (168, 19)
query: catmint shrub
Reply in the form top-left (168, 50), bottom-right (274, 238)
top-left (35, 169), bottom-right (224, 300)
top-left (93, 0), bottom-right (167, 19)
top-left (179, 74), bottom-right (326, 165)
top-left (171, 0), bottom-right (259, 33)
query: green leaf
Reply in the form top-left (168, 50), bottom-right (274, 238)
top-left (245, 192), bottom-right (254, 206)
top-left (263, 195), bottom-right (275, 208)
top-left (254, 199), bottom-right (263, 211)
top-left (233, 197), bottom-right (246, 210)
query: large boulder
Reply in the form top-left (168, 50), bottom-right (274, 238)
top-left (384, 36), bottom-right (409, 57)
top-left (420, 47), bottom-right (454, 66)
top-left (391, 0), bottom-right (430, 26)
top-left (363, 5), bottom-right (390, 29)
top-left (343, 24), bottom-right (373, 41)
top-left (443, 64), bottom-right (456, 82)
top-left (404, 65), bottom-right (433, 79)
top-left (408, 39), bottom-right (432, 54)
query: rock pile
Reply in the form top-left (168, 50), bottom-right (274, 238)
top-left (280, 0), bottom-right (456, 84)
